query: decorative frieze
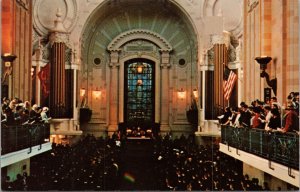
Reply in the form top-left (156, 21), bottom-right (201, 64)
top-left (107, 29), bottom-right (172, 52)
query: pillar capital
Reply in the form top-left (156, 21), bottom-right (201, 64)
top-left (49, 32), bottom-right (70, 46)
top-left (160, 50), bottom-right (171, 68)
top-left (109, 50), bottom-right (121, 68)
top-left (210, 31), bottom-right (231, 48)
top-left (49, 8), bottom-right (70, 46)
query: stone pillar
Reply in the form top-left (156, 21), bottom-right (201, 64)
top-left (160, 50), bottom-right (171, 133)
top-left (198, 67), bottom-right (206, 133)
top-left (108, 50), bottom-right (120, 134)
top-left (32, 42), bottom-right (43, 106)
top-left (49, 9), bottom-right (70, 118)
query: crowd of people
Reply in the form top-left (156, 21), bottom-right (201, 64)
top-left (218, 92), bottom-right (299, 133)
top-left (1, 97), bottom-right (51, 126)
top-left (2, 132), bottom-right (298, 191)
top-left (2, 135), bottom-right (121, 191)
top-left (1, 92), bottom-right (298, 191)
top-left (153, 134), bottom-right (275, 191)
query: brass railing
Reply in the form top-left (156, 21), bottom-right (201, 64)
top-left (1, 123), bottom-right (50, 155)
top-left (221, 125), bottom-right (299, 170)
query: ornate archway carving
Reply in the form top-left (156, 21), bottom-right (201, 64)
top-left (107, 29), bottom-right (173, 52)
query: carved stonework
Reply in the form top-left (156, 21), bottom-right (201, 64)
top-left (109, 51), bottom-right (120, 67)
top-left (107, 29), bottom-right (172, 52)
top-left (211, 34), bottom-right (223, 45)
top-left (16, 0), bottom-right (29, 10)
top-left (207, 48), bottom-right (214, 65)
top-left (33, 0), bottom-right (78, 36)
top-left (209, 31), bottom-right (231, 48)
top-left (49, 9), bottom-right (71, 47)
top-left (160, 51), bottom-right (171, 67)
top-left (203, 0), bottom-right (243, 36)
top-left (228, 35), bottom-right (239, 62)
top-left (228, 44), bottom-right (236, 63)
top-left (247, 0), bottom-right (259, 13)
top-left (49, 32), bottom-right (70, 46)
top-left (235, 39), bottom-right (242, 62)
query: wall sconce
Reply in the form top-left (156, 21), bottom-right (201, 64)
top-left (255, 56), bottom-right (277, 96)
top-left (192, 88), bottom-right (198, 99)
top-left (177, 88), bottom-right (186, 100)
top-left (80, 88), bottom-right (86, 97)
top-left (1, 53), bottom-right (17, 83)
top-left (93, 88), bottom-right (101, 100)
top-left (1, 53), bottom-right (17, 67)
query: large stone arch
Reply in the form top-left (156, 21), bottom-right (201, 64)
top-left (77, 0), bottom-right (200, 136)
top-left (107, 29), bottom-right (173, 134)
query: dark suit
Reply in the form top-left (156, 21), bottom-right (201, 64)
top-left (239, 110), bottom-right (252, 127)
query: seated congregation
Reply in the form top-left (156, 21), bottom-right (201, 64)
top-left (2, 133), bottom-right (295, 191)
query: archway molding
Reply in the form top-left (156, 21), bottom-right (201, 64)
top-left (107, 29), bottom-right (172, 133)
top-left (107, 29), bottom-right (173, 52)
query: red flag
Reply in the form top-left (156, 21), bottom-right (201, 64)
top-left (223, 70), bottom-right (237, 101)
top-left (37, 63), bottom-right (50, 97)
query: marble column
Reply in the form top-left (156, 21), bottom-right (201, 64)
top-left (160, 50), bottom-right (171, 133)
top-left (49, 9), bottom-right (70, 118)
top-left (108, 50), bottom-right (120, 134)
top-left (49, 41), bottom-right (67, 117)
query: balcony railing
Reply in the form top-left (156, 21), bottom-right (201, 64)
top-left (221, 125), bottom-right (299, 170)
top-left (1, 123), bottom-right (50, 155)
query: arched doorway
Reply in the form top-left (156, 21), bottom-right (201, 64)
top-left (124, 58), bottom-right (155, 130)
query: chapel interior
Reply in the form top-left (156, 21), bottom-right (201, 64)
top-left (1, 0), bottom-right (299, 191)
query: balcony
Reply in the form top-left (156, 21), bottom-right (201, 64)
top-left (220, 125), bottom-right (299, 187)
top-left (1, 123), bottom-right (51, 167)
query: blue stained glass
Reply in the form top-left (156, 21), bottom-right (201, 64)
top-left (125, 60), bottom-right (155, 126)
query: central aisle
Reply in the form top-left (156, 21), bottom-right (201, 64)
top-left (119, 138), bottom-right (158, 190)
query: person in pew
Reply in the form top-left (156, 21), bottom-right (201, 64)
top-left (228, 107), bottom-right (238, 126)
top-left (251, 107), bottom-right (263, 129)
top-left (14, 105), bottom-right (24, 124)
top-left (41, 107), bottom-right (51, 123)
top-left (260, 105), bottom-right (272, 131)
top-left (1, 103), bottom-right (15, 125)
top-left (217, 107), bottom-right (232, 125)
top-left (239, 104), bottom-right (252, 127)
top-left (266, 108), bottom-right (281, 131)
top-left (278, 103), bottom-right (299, 133)
top-left (232, 108), bottom-right (242, 128)
top-left (29, 104), bottom-right (42, 124)
top-left (21, 109), bottom-right (30, 125)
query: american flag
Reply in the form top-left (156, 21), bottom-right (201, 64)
top-left (223, 67), bottom-right (237, 101)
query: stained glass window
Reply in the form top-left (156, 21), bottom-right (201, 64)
top-left (124, 59), bottom-right (155, 127)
